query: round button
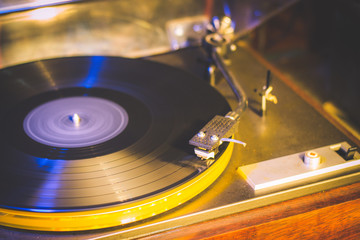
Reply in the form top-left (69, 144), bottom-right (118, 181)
top-left (304, 151), bottom-right (321, 169)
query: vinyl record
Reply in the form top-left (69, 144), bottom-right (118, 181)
top-left (0, 56), bottom-right (232, 230)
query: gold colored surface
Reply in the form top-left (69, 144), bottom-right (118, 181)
top-left (0, 0), bottom-right (300, 69)
top-left (0, 0), bottom-right (208, 68)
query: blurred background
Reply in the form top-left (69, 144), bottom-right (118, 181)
top-left (0, 0), bottom-right (359, 140)
top-left (246, 0), bottom-right (360, 141)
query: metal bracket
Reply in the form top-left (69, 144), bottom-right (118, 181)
top-left (238, 142), bottom-right (360, 194)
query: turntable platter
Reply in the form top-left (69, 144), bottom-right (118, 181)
top-left (0, 56), bottom-right (233, 231)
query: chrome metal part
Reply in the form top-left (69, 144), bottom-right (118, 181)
top-left (303, 151), bottom-right (321, 169)
top-left (194, 148), bottom-right (216, 160)
top-left (261, 86), bottom-right (278, 114)
top-left (238, 142), bottom-right (360, 193)
top-left (197, 131), bottom-right (206, 138)
top-left (255, 70), bottom-right (278, 115)
top-left (0, 0), bottom-right (77, 14)
top-left (189, 113), bottom-right (238, 152)
top-left (190, 16), bottom-right (248, 158)
top-left (208, 65), bottom-right (216, 87)
top-left (166, 15), bottom-right (208, 50)
top-left (206, 16), bottom-right (247, 116)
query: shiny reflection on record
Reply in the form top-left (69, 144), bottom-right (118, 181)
top-left (23, 96), bottom-right (129, 148)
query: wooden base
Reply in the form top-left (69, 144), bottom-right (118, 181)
top-left (142, 182), bottom-right (360, 239)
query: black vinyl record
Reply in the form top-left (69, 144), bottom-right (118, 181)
top-left (0, 56), bottom-right (230, 212)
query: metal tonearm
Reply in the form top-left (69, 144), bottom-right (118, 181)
top-left (189, 16), bottom-right (248, 159)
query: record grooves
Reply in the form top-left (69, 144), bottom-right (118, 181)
top-left (0, 56), bottom-right (233, 231)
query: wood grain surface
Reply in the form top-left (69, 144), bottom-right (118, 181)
top-left (141, 176), bottom-right (360, 239)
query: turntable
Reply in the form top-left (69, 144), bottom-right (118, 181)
top-left (0, 0), bottom-right (360, 239)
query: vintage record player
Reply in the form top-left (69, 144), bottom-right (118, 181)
top-left (0, 0), bottom-right (359, 239)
